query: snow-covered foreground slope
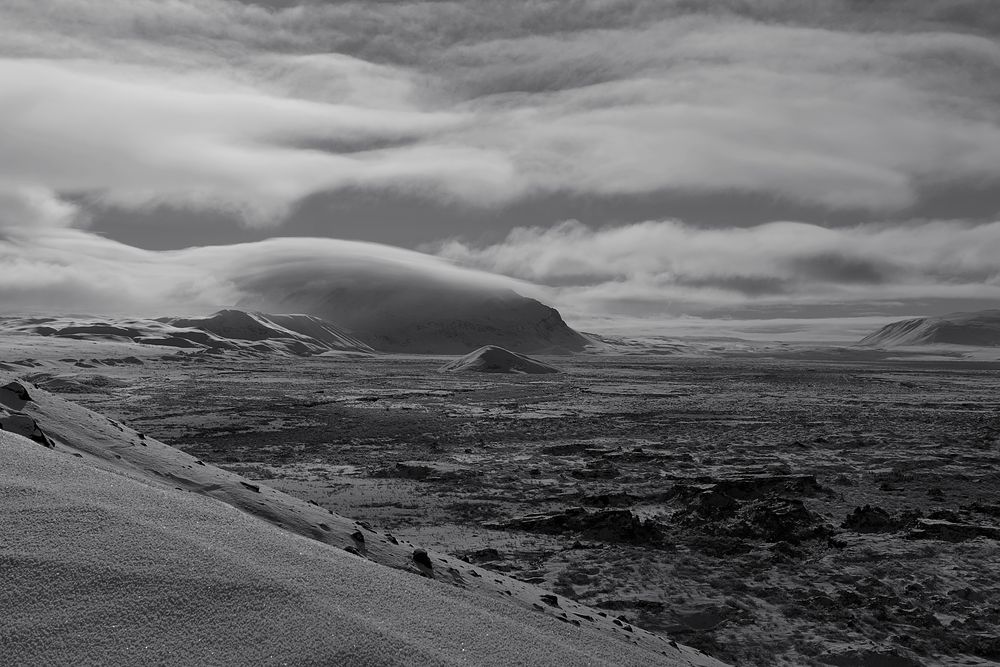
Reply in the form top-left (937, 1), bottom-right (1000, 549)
top-left (0, 376), bottom-right (726, 666)
top-left (859, 309), bottom-right (1000, 347)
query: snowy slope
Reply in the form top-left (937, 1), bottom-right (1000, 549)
top-left (0, 376), bottom-right (726, 667)
top-left (440, 345), bottom-right (561, 374)
top-left (0, 310), bottom-right (373, 356)
top-left (859, 309), bottom-right (1000, 347)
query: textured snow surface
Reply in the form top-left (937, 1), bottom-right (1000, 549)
top-left (0, 431), bottom-right (713, 666)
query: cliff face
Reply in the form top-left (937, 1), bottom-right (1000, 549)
top-left (859, 310), bottom-right (1000, 347)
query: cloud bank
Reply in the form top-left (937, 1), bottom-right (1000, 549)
top-left (4, 0), bottom-right (1000, 334)
top-left (0, 194), bottom-right (534, 317)
top-left (432, 218), bottom-right (1000, 322)
top-left (4, 191), bottom-right (1000, 336)
top-left (4, 0), bottom-right (1000, 222)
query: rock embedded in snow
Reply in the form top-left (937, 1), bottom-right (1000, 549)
top-left (440, 345), bottom-right (561, 374)
top-left (412, 548), bottom-right (433, 569)
top-left (0, 380), bottom-right (32, 410)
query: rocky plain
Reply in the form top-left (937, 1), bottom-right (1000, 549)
top-left (6, 324), bottom-right (1000, 666)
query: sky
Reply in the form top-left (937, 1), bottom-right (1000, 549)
top-left (3, 0), bottom-right (1000, 338)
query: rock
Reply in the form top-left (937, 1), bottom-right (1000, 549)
top-left (906, 518), bottom-right (1000, 542)
top-left (541, 442), bottom-right (607, 457)
top-left (372, 460), bottom-right (477, 481)
top-left (843, 505), bottom-right (894, 532)
top-left (412, 548), bottom-right (433, 568)
top-left (577, 492), bottom-right (640, 508)
top-left (669, 473), bottom-right (835, 544)
top-left (0, 412), bottom-right (54, 448)
top-left (842, 505), bottom-right (922, 533)
top-left (727, 497), bottom-right (832, 543)
top-left (818, 646), bottom-right (922, 666)
top-left (964, 502), bottom-right (1000, 519)
top-left (0, 381), bottom-right (33, 411)
top-left (461, 548), bottom-right (502, 564)
top-left (486, 508), bottom-right (664, 545)
top-left (678, 494), bottom-right (833, 545)
top-left (570, 461), bottom-right (619, 480)
top-left (669, 474), bottom-right (827, 505)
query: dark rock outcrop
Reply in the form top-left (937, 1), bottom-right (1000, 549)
top-left (487, 508), bottom-right (664, 545)
top-left (842, 505), bottom-right (922, 533)
top-left (672, 474), bottom-right (833, 544)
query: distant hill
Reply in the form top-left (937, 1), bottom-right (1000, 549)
top-left (3, 310), bottom-right (373, 356)
top-left (859, 309), bottom-right (1000, 347)
top-left (440, 345), bottom-right (560, 374)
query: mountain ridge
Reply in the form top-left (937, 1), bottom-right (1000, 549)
top-left (2, 310), bottom-right (374, 356)
top-left (859, 309), bottom-right (1000, 347)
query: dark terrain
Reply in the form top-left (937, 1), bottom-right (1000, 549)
top-left (38, 351), bottom-right (1000, 667)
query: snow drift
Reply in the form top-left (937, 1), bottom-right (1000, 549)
top-left (440, 345), bottom-right (561, 374)
top-left (0, 375), bottom-right (725, 667)
top-left (859, 309), bottom-right (1000, 347)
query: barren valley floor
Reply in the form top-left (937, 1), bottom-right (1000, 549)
top-left (31, 351), bottom-right (1000, 666)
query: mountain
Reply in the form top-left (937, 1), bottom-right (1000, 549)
top-left (3, 310), bottom-right (373, 356)
top-left (859, 309), bottom-right (1000, 347)
top-left (0, 376), bottom-right (725, 667)
top-left (440, 345), bottom-right (561, 374)
top-left (167, 309), bottom-right (373, 354)
top-left (236, 266), bottom-right (589, 355)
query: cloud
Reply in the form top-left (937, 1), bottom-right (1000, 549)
top-left (5, 0), bottom-right (1000, 333)
top-left (0, 58), bottom-right (516, 223)
top-left (3, 188), bottom-right (1000, 337)
top-left (3, 0), bottom-right (1000, 224)
top-left (0, 197), bottom-right (534, 317)
top-left (430, 218), bottom-right (1000, 320)
top-left (0, 185), bottom-right (79, 230)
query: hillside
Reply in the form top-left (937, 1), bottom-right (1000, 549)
top-left (859, 310), bottom-right (1000, 347)
top-left (1, 311), bottom-right (373, 356)
top-left (440, 345), bottom-right (561, 373)
top-left (234, 258), bottom-right (590, 354)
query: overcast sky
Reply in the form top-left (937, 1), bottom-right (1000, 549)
top-left (3, 0), bottom-right (1000, 335)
